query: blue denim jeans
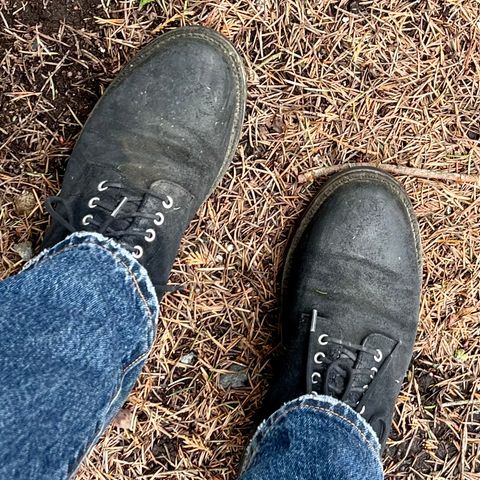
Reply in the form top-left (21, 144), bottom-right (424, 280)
top-left (0, 233), bottom-right (383, 479)
top-left (240, 394), bottom-right (383, 480)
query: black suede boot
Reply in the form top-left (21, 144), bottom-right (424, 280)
top-left (43, 26), bottom-right (246, 294)
top-left (263, 167), bottom-right (422, 449)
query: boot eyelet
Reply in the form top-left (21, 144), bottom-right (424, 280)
top-left (359, 406), bottom-right (366, 415)
top-left (162, 195), bottom-right (173, 209)
top-left (132, 245), bottom-right (143, 259)
top-left (311, 372), bottom-right (322, 384)
top-left (154, 212), bottom-right (164, 226)
top-left (318, 334), bottom-right (328, 346)
top-left (88, 197), bottom-right (100, 208)
top-left (97, 181), bottom-right (108, 191)
top-left (144, 228), bottom-right (156, 242)
top-left (82, 214), bottom-right (93, 226)
top-left (374, 349), bottom-right (383, 362)
top-left (314, 352), bottom-right (325, 364)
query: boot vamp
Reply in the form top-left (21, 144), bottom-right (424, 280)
top-left (62, 32), bottom-right (240, 201)
top-left (284, 179), bottom-right (421, 346)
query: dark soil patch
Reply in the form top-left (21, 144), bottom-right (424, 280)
top-left (0, 0), bottom-right (112, 163)
top-left (0, 0), bottom-right (119, 261)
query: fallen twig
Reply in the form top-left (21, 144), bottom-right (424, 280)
top-left (298, 163), bottom-right (480, 185)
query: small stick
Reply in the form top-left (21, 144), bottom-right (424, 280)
top-left (298, 163), bottom-right (480, 185)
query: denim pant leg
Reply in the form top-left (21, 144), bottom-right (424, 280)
top-left (239, 394), bottom-right (384, 480)
top-left (0, 232), bottom-right (159, 480)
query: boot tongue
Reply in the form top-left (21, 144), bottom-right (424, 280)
top-left (332, 333), bottom-right (398, 407)
top-left (324, 347), bottom-right (356, 399)
top-left (306, 311), bottom-right (355, 397)
top-left (306, 311), bottom-right (394, 407)
top-left (74, 165), bottom-right (143, 237)
top-left (85, 175), bottom-right (195, 257)
top-left (97, 192), bottom-right (142, 234)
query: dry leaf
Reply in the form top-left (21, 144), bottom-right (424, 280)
top-left (112, 408), bottom-right (134, 430)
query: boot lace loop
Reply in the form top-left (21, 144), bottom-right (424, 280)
top-left (45, 180), bottom-right (174, 260)
top-left (307, 309), bottom-right (383, 414)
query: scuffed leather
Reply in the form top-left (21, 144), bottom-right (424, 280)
top-left (264, 168), bottom-right (422, 450)
top-left (43, 26), bottom-right (246, 288)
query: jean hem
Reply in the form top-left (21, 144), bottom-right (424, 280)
top-left (25, 232), bottom-right (159, 326)
top-left (241, 394), bottom-right (382, 475)
top-left (23, 232), bottom-right (160, 479)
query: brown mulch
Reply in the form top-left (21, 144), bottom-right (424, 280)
top-left (1, 0), bottom-right (479, 479)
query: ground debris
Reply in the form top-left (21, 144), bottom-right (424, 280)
top-left (1, 0), bottom-right (479, 478)
top-left (112, 408), bottom-right (134, 431)
top-left (12, 241), bottom-right (33, 261)
top-left (14, 192), bottom-right (36, 216)
top-left (220, 364), bottom-right (249, 389)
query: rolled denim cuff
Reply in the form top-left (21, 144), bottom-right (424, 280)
top-left (241, 394), bottom-right (382, 475)
top-left (25, 231), bottom-right (159, 326)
